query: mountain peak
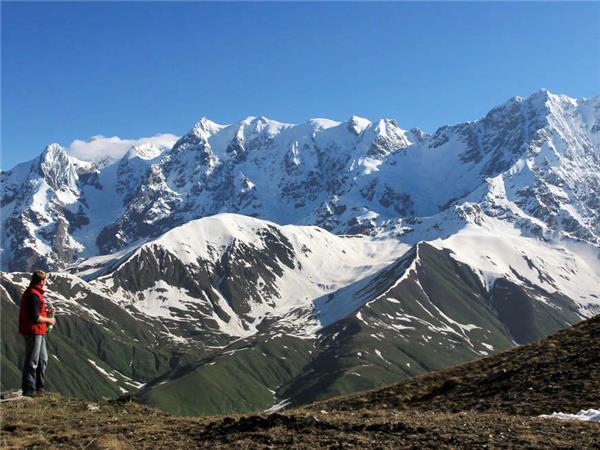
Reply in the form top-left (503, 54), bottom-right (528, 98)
top-left (38, 143), bottom-right (77, 173)
top-left (37, 143), bottom-right (90, 191)
top-left (40, 142), bottom-right (67, 160)
top-left (190, 117), bottom-right (225, 140)
top-left (348, 115), bottom-right (372, 135)
top-left (524, 88), bottom-right (579, 110)
top-left (525, 88), bottom-right (554, 105)
top-left (491, 89), bottom-right (570, 116)
top-left (124, 143), bottom-right (163, 161)
top-left (236, 116), bottom-right (292, 138)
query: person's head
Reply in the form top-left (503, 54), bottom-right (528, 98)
top-left (30, 270), bottom-right (48, 288)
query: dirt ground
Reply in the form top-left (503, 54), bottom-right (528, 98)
top-left (2, 394), bottom-right (599, 449)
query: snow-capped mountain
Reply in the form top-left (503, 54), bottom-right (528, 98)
top-left (2, 89), bottom-right (599, 272)
top-left (1, 141), bottom-right (170, 271)
top-left (1, 89), bottom-right (599, 414)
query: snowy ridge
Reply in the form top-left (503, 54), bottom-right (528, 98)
top-left (77, 213), bottom-right (410, 339)
top-left (429, 217), bottom-right (600, 313)
top-left (58, 208), bottom-right (598, 352)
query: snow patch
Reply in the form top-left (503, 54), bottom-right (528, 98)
top-left (540, 409), bottom-right (600, 422)
top-left (264, 399), bottom-right (292, 414)
top-left (87, 359), bottom-right (118, 383)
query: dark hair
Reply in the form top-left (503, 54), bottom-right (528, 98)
top-left (30, 270), bottom-right (48, 286)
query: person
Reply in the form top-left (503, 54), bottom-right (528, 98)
top-left (18, 270), bottom-right (56, 396)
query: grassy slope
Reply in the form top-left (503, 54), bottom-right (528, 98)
top-left (0, 275), bottom-right (196, 399)
top-left (278, 244), bottom-right (517, 406)
top-left (138, 335), bottom-right (314, 416)
top-left (279, 244), bottom-right (583, 408)
top-left (135, 243), bottom-right (584, 416)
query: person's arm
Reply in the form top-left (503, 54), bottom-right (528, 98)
top-left (38, 315), bottom-right (56, 325)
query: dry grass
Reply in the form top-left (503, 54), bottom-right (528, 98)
top-left (2, 394), bottom-right (599, 449)
top-left (89, 435), bottom-right (133, 450)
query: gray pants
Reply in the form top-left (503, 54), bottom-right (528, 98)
top-left (21, 335), bottom-right (48, 394)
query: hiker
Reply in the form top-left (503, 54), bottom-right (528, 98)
top-left (18, 270), bottom-right (56, 396)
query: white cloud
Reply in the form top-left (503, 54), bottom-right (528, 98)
top-left (67, 134), bottom-right (179, 162)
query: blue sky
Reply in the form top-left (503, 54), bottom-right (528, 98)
top-left (2, 1), bottom-right (599, 169)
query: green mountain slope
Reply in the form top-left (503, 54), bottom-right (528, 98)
top-left (0, 273), bottom-right (200, 399)
top-left (134, 243), bottom-right (583, 415)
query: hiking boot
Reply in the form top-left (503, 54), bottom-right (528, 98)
top-left (36, 388), bottom-right (47, 396)
top-left (22, 391), bottom-right (35, 397)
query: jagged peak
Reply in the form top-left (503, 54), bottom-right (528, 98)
top-left (370, 119), bottom-right (412, 149)
top-left (189, 117), bottom-right (226, 140)
top-left (491, 89), bottom-right (577, 118)
top-left (373, 118), bottom-right (403, 133)
top-left (307, 118), bottom-right (341, 130)
top-left (36, 143), bottom-right (89, 191)
top-left (124, 143), bottom-right (163, 161)
top-left (477, 89), bottom-right (553, 130)
top-left (348, 115), bottom-right (372, 135)
top-left (38, 143), bottom-right (90, 171)
top-left (526, 87), bottom-right (563, 101)
top-left (524, 88), bottom-right (561, 108)
top-left (40, 143), bottom-right (68, 160)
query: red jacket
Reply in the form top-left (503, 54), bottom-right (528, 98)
top-left (18, 285), bottom-right (48, 335)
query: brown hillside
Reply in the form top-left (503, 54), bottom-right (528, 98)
top-left (309, 314), bottom-right (600, 416)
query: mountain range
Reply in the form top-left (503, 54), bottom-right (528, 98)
top-left (1, 89), bottom-right (599, 415)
